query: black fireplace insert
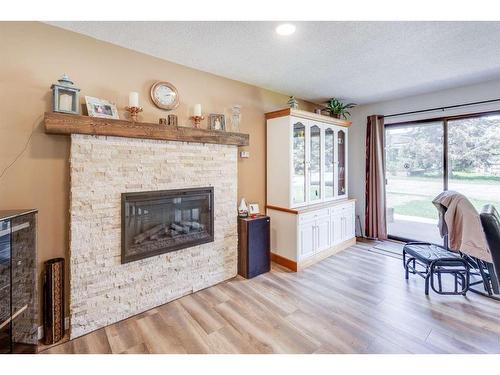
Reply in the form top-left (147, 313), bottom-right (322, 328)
top-left (121, 187), bottom-right (214, 263)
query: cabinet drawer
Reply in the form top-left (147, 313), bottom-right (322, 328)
top-left (343, 201), bottom-right (355, 210)
top-left (299, 208), bottom-right (330, 223)
top-left (332, 201), bottom-right (354, 213)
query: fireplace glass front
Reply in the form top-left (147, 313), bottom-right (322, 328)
top-left (121, 187), bottom-right (214, 263)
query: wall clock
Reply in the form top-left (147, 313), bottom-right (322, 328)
top-left (150, 81), bottom-right (179, 110)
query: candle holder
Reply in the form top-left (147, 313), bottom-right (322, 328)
top-left (125, 106), bottom-right (143, 122)
top-left (190, 115), bottom-right (204, 128)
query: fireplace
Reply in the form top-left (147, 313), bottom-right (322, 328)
top-left (121, 187), bottom-right (214, 263)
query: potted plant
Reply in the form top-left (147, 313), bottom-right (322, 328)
top-left (325, 98), bottom-right (356, 119)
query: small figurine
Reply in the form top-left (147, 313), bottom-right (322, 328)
top-left (287, 96), bottom-right (299, 109)
top-left (238, 198), bottom-right (249, 218)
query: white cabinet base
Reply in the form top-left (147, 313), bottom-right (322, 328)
top-left (271, 237), bottom-right (356, 272)
top-left (297, 236), bottom-right (356, 270)
top-left (268, 199), bottom-right (356, 272)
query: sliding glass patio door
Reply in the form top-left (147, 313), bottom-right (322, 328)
top-left (385, 112), bottom-right (500, 243)
top-left (385, 121), bottom-right (444, 243)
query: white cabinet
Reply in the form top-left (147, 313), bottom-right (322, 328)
top-left (266, 109), bottom-right (355, 271)
top-left (294, 200), bottom-right (356, 262)
top-left (298, 210), bottom-right (331, 260)
top-left (316, 220), bottom-right (330, 251)
top-left (299, 220), bottom-right (315, 258)
top-left (331, 208), bottom-right (343, 245)
top-left (266, 109), bottom-right (350, 209)
top-left (345, 205), bottom-right (355, 239)
top-left (331, 203), bottom-right (356, 245)
top-left (269, 198), bottom-right (356, 268)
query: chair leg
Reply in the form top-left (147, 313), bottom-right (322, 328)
top-left (404, 257), bottom-right (414, 280)
top-left (437, 272), bottom-right (443, 293)
top-left (478, 260), bottom-right (493, 295)
top-left (487, 263), bottom-right (499, 294)
top-left (425, 273), bottom-right (430, 295)
top-left (459, 273), bottom-right (467, 296)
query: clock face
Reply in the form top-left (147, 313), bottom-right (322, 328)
top-left (151, 81), bottom-right (179, 110)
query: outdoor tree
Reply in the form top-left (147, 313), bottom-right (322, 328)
top-left (386, 116), bottom-right (500, 177)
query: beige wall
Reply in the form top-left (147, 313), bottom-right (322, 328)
top-left (0, 21), bottom-right (314, 322)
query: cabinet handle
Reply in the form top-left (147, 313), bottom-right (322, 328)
top-left (312, 225), bottom-right (316, 250)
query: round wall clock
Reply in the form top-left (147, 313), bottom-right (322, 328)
top-left (150, 81), bottom-right (179, 110)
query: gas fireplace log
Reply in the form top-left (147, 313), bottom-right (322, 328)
top-left (170, 223), bottom-right (190, 234)
top-left (169, 229), bottom-right (180, 237)
top-left (181, 221), bottom-right (203, 230)
top-left (134, 224), bottom-right (167, 244)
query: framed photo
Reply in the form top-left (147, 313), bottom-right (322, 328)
top-left (248, 203), bottom-right (260, 215)
top-left (208, 114), bottom-right (225, 131)
top-left (85, 96), bottom-right (119, 119)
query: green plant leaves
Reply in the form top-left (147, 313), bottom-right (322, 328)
top-left (325, 98), bottom-right (356, 119)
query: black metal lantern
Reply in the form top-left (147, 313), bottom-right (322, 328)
top-left (50, 74), bottom-right (80, 115)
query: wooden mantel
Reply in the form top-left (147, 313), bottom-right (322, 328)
top-left (43, 112), bottom-right (249, 146)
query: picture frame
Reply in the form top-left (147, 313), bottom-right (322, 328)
top-left (208, 113), bottom-right (225, 131)
top-left (248, 203), bottom-right (260, 216)
top-left (85, 96), bottom-right (119, 119)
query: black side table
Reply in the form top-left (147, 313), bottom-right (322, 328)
top-left (237, 215), bottom-right (270, 279)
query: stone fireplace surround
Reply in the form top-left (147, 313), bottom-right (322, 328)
top-left (69, 134), bottom-right (238, 338)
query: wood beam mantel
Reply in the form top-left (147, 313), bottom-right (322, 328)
top-left (43, 112), bottom-right (249, 146)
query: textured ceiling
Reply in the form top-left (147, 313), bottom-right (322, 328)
top-left (47, 21), bottom-right (500, 104)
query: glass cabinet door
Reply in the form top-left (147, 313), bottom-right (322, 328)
top-left (338, 130), bottom-right (346, 196)
top-left (292, 122), bottom-right (306, 205)
top-left (325, 128), bottom-right (335, 199)
top-left (309, 125), bottom-right (321, 201)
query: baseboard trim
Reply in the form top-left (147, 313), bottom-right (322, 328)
top-left (298, 237), bottom-right (356, 270)
top-left (271, 237), bottom-right (356, 272)
top-left (271, 252), bottom-right (298, 272)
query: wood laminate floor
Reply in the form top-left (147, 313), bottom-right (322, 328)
top-left (43, 240), bottom-right (500, 354)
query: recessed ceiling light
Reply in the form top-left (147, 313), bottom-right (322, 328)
top-left (276, 23), bottom-right (296, 36)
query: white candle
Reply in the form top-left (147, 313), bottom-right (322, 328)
top-left (193, 104), bottom-right (202, 117)
top-left (129, 92), bottom-right (139, 107)
top-left (59, 93), bottom-right (73, 111)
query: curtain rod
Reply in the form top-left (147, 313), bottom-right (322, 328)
top-left (381, 98), bottom-right (500, 119)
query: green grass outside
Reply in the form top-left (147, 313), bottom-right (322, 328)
top-left (388, 172), bottom-right (500, 184)
top-left (451, 171), bottom-right (500, 182)
top-left (391, 196), bottom-right (500, 220)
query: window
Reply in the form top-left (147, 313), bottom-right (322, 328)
top-left (385, 112), bottom-right (500, 243)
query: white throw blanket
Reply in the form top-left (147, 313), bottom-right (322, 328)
top-left (432, 191), bottom-right (492, 262)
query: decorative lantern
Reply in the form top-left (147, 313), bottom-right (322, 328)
top-left (50, 74), bottom-right (80, 115)
top-left (231, 105), bottom-right (242, 132)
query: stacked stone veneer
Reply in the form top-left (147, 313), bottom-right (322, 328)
top-left (69, 134), bottom-right (238, 338)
